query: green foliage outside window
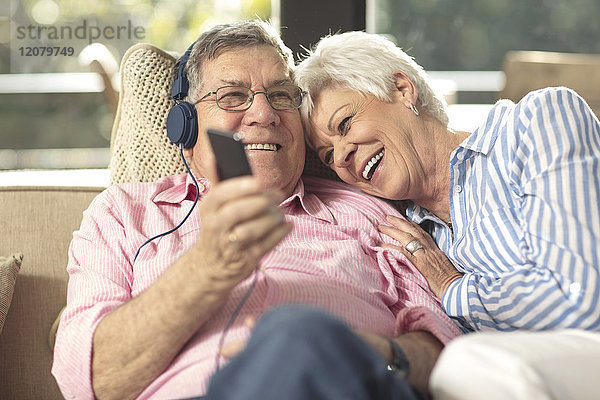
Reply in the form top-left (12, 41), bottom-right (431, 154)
top-left (373, 0), bottom-right (600, 71)
top-left (0, 0), bottom-right (271, 164)
top-left (2, 0), bottom-right (272, 73)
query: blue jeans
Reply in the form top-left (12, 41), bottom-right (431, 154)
top-left (192, 306), bottom-right (424, 400)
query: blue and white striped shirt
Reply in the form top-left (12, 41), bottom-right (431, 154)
top-left (406, 87), bottom-right (600, 332)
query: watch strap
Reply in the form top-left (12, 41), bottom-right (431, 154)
top-left (386, 339), bottom-right (410, 378)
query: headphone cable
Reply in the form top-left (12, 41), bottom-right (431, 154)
top-left (133, 144), bottom-right (200, 262)
top-left (131, 144), bottom-right (259, 373)
top-left (214, 269), bottom-right (259, 372)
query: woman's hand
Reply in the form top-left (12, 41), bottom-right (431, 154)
top-left (378, 215), bottom-right (462, 299)
top-left (195, 176), bottom-right (292, 286)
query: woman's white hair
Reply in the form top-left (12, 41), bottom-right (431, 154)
top-left (295, 31), bottom-right (449, 126)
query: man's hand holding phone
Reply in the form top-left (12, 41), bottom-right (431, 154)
top-left (194, 129), bottom-right (292, 286)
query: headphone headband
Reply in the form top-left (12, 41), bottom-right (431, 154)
top-left (171, 42), bottom-right (196, 101)
top-left (166, 41), bottom-right (199, 149)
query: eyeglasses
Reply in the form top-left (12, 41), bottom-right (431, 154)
top-left (195, 85), bottom-right (306, 111)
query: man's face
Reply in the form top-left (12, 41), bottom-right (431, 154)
top-left (186, 45), bottom-right (305, 197)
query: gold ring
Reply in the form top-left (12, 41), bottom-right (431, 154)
top-left (228, 231), bottom-right (238, 245)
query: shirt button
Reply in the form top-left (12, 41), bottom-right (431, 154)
top-left (454, 185), bottom-right (462, 193)
top-left (569, 282), bottom-right (582, 294)
top-left (456, 152), bottom-right (465, 161)
top-left (197, 183), bottom-right (205, 192)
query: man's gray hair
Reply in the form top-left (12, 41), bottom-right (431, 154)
top-left (182, 20), bottom-right (295, 103)
top-left (295, 31), bottom-right (449, 126)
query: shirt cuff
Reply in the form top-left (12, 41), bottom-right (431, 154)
top-left (394, 306), bottom-right (463, 345)
top-left (52, 302), bottom-right (119, 400)
top-left (442, 274), bottom-right (476, 331)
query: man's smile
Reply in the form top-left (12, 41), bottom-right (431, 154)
top-left (244, 143), bottom-right (281, 151)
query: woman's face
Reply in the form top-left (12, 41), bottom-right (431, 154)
top-left (308, 86), bottom-right (423, 200)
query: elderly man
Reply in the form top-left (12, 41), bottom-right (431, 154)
top-left (52, 20), bottom-right (460, 400)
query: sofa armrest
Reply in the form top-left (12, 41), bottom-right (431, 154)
top-left (0, 185), bottom-right (103, 400)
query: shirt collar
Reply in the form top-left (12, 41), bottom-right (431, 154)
top-left (151, 175), bottom-right (334, 223)
top-left (280, 178), bottom-right (335, 224)
top-left (456, 99), bottom-right (513, 157)
top-left (405, 202), bottom-right (443, 225)
top-left (152, 174), bottom-right (209, 204)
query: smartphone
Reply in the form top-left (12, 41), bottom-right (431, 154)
top-left (207, 128), bottom-right (253, 180)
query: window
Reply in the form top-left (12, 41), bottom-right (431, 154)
top-left (368, 0), bottom-right (600, 102)
top-left (0, 0), bottom-right (273, 170)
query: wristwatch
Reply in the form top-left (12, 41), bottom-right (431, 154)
top-left (386, 339), bottom-right (410, 378)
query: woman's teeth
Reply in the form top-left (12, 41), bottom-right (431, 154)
top-left (362, 149), bottom-right (384, 180)
top-left (244, 143), bottom-right (279, 151)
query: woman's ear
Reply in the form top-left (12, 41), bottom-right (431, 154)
top-left (392, 71), bottom-right (418, 108)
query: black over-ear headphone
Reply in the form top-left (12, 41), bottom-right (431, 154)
top-left (166, 42), bottom-right (198, 148)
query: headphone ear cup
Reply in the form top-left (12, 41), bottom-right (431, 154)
top-left (166, 102), bottom-right (198, 148)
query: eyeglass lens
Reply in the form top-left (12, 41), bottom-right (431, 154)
top-left (215, 85), bottom-right (303, 110)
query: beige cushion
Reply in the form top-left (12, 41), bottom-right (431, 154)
top-left (109, 43), bottom-right (185, 185)
top-left (0, 253), bottom-right (22, 335)
top-left (502, 50), bottom-right (600, 116)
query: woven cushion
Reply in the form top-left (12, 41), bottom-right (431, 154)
top-left (0, 253), bottom-right (22, 335)
top-left (109, 44), bottom-right (185, 185)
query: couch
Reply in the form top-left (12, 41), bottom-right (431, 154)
top-left (0, 42), bottom-right (342, 400)
top-left (0, 185), bottom-right (104, 399)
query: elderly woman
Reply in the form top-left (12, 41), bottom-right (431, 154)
top-left (295, 31), bottom-right (600, 399)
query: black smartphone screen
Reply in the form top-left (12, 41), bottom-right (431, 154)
top-left (206, 128), bottom-right (253, 180)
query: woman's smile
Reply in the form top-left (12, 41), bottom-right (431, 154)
top-left (361, 147), bottom-right (385, 181)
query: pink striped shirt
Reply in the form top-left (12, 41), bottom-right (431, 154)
top-left (52, 174), bottom-right (461, 399)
